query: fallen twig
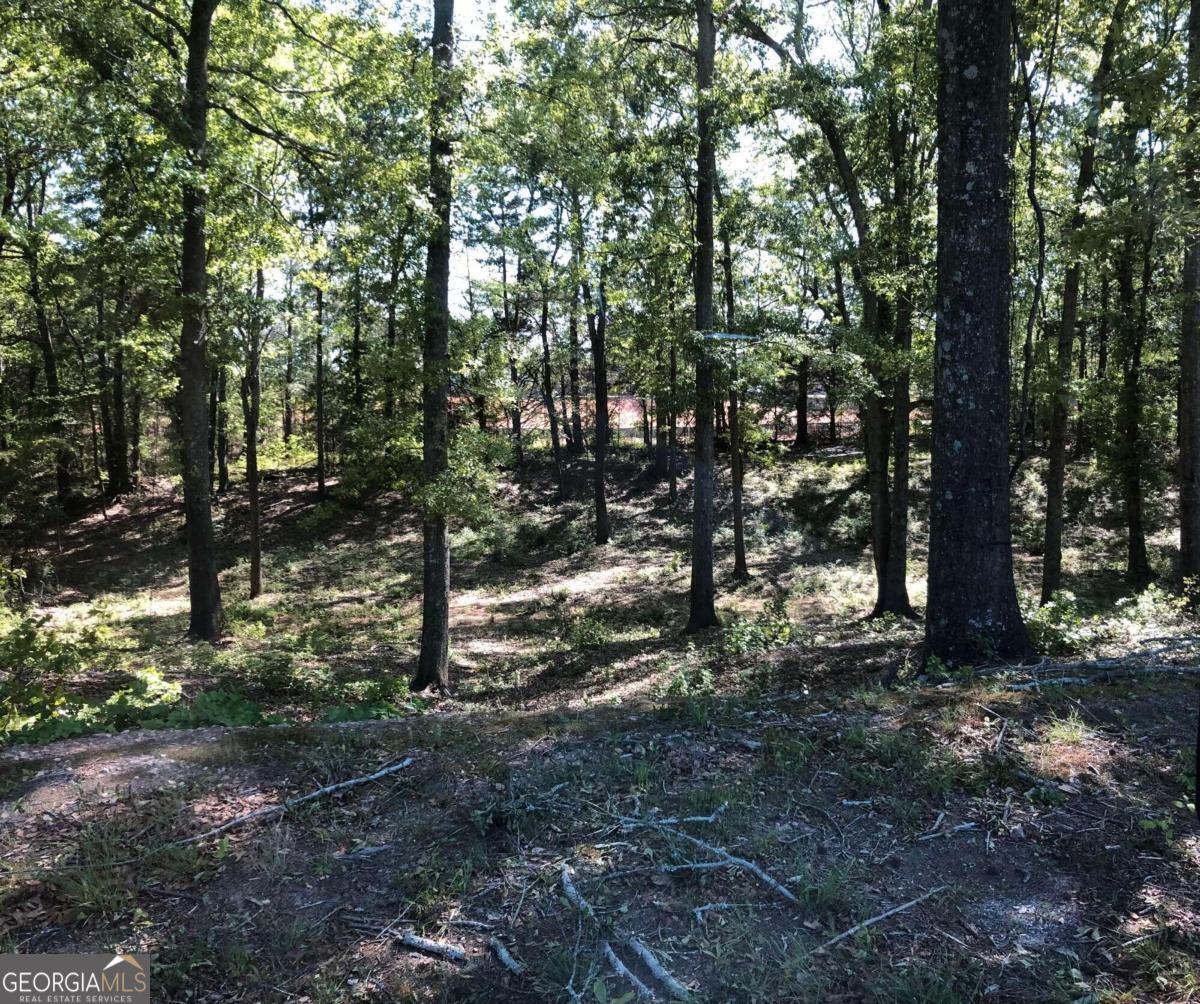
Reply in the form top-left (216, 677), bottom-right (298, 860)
top-left (627, 937), bottom-right (691, 1000)
top-left (561, 864), bottom-right (596, 918)
top-left (182, 757), bottom-right (415, 845)
top-left (917, 822), bottom-right (976, 841)
top-left (489, 937), bottom-right (525, 976)
top-left (392, 930), bottom-right (467, 962)
top-left (813, 885), bottom-right (949, 954)
top-left (655, 828), bottom-right (798, 904)
top-left (691, 902), bottom-right (762, 924)
top-left (602, 940), bottom-right (657, 1000)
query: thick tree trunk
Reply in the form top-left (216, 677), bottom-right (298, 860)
top-left (1042, 1), bottom-right (1126, 604)
top-left (687, 0), bottom-right (719, 631)
top-left (925, 0), bottom-right (1030, 665)
top-left (179, 0), bottom-right (223, 641)
top-left (1181, 0), bottom-right (1200, 587)
top-left (412, 0), bottom-right (454, 694)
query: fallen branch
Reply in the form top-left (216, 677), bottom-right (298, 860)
top-left (489, 937), bottom-right (526, 976)
top-left (392, 930), bottom-right (467, 962)
top-left (691, 902), bottom-right (763, 924)
top-left (602, 940), bottom-right (657, 1000)
top-left (627, 937), bottom-right (690, 1000)
top-left (182, 757), bottom-right (415, 845)
top-left (561, 864), bottom-right (596, 919)
top-left (813, 885), bottom-right (949, 954)
top-left (656, 828), bottom-right (798, 904)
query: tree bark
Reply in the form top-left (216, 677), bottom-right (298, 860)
top-left (1119, 235), bottom-right (1152, 588)
top-left (669, 343), bottom-right (678, 504)
top-left (179, 0), bottom-right (223, 641)
top-left (315, 285), bottom-right (327, 499)
top-left (538, 285), bottom-right (564, 499)
top-left (793, 357), bottom-right (810, 451)
top-left (586, 270), bottom-right (610, 544)
top-left (1041, 1), bottom-right (1127, 604)
top-left (241, 269), bottom-right (266, 598)
top-left (925, 0), bottom-right (1030, 664)
top-left (412, 0), bottom-right (454, 694)
top-left (216, 365), bottom-right (229, 494)
top-left (719, 203), bottom-right (749, 581)
top-left (687, 0), bottom-right (719, 630)
top-left (1181, 0), bottom-right (1200, 588)
top-left (568, 290), bottom-right (584, 454)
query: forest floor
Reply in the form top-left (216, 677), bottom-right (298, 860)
top-left (1, 443), bottom-right (1198, 1002)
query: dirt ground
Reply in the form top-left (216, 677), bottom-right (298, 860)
top-left (2, 448), bottom-right (1198, 1002)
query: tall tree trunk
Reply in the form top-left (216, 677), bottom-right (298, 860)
top-left (1119, 236), bottom-right (1152, 588)
top-left (568, 291), bottom-right (584, 454)
top-left (179, 0), bottom-right (223, 641)
top-left (216, 365), bottom-right (229, 494)
top-left (1181, 0), bottom-right (1200, 588)
top-left (558, 372), bottom-right (571, 450)
top-left (283, 311), bottom-right (294, 442)
top-left (129, 387), bottom-right (142, 486)
top-left (25, 234), bottom-right (72, 505)
top-left (793, 357), bottom-right (810, 451)
top-left (1041, 1), bottom-right (1127, 604)
top-left (109, 339), bottom-right (131, 494)
top-left (925, 0), bottom-right (1030, 664)
top-left (412, 0), bottom-right (454, 694)
top-left (687, 0), bottom-right (719, 630)
top-left (880, 289), bottom-right (916, 617)
top-left (508, 353), bottom-right (524, 467)
top-left (669, 343), bottom-right (679, 504)
top-left (1010, 6), bottom-right (1058, 481)
top-left (538, 286), bottom-right (564, 499)
top-left (586, 271), bottom-right (610, 544)
top-left (315, 286), bottom-right (327, 499)
top-left (719, 205), bottom-right (749, 581)
top-left (351, 269), bottom-right (364, 421)
top-left (241, 268), bottom-right (266, 598)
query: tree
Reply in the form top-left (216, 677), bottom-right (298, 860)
top-left (686, 0), bottom-right (718, 633)
top-left (925, 0), bottom-right (1029, 664)
top-left (179, 0), bottom-right (224, 642)
top-left (1182, 0), bottom-right (1200, 591)
top-left (1040, 1), bottom-right (1128, 605)
top-left (412, 0), bottom-right (455, 694)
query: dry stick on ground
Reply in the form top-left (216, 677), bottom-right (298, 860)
top-left (344, 915), bottom-right (467, 963)
top-left (561, 865), bottom-right (688, 1001)
top-left (813, 885), bottom-right (949, 954)
top-left (489, 937), bottom-right (526, 976)
top-left (626, 937), bottom-right (690, 1001)
top-left (1005, 666), bottom-right (1200, 691)
top-left (649, 826), bottom-right (799, 904)
top-left (602, 941), bottom-right (657, 1001)
top-left (181, 757), bottom-right (416, 845)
